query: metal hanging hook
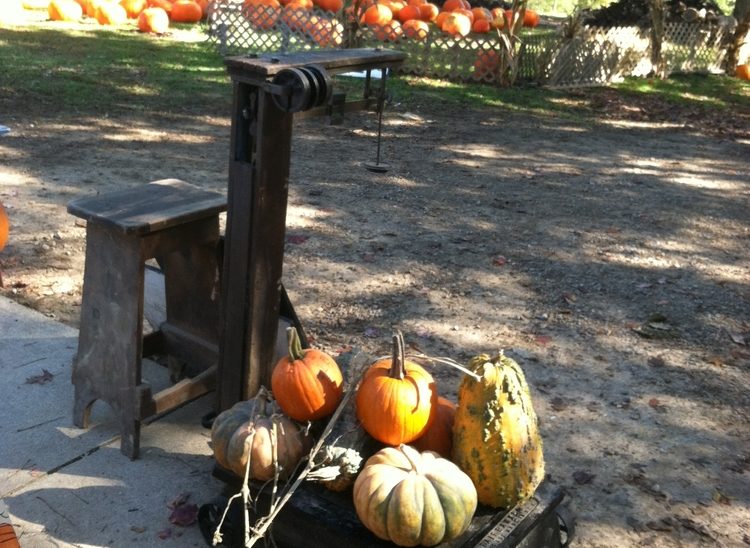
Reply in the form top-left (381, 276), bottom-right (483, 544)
top-left (364, 68), bottom-right (391, 173)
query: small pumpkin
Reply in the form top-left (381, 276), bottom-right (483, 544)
top-left (243, 0), bottom-right (281, 29)
top-left (737, 64), bottom-right (750, 81)
top-left (120, 0), bottom-right (146, 17)
top-left (402, 18), bottom-right (429, 39)
top-left (211, 388), bottom-right (312, 480)
top-left (353, 445), bottom-right (477, 547)
top-left (411, 396), bottom-right (456, 458)
top-left (361, 3), bottom-right (391, 25)
top-left (48, 0), bottom-right (83, 21)
top-left (170, 0), bottom-right (201, 21)
top-left (137, 5), bottom-right (169, 30)
top-left (271, 327), bottom-right (344, 422)
top-left (0, 202), bottom-right (8, 252)
top-left (95, 1), bottom-right (127, 24)
top-left (355, 332), bottom-right (437, 445)
top-left (452, 352), bottom-right (545, 508)
top-left (440, 11), bottom-right (471, 36)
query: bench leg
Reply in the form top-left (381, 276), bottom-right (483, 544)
top-left (72, 224), bottom-right (145, 459)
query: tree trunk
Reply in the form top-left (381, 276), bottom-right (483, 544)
top-left (649, 0), bottom-right (666, 78)
top-left (725, 0), bottom-right (750, 75)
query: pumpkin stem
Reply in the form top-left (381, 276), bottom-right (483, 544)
top-left (398, 444), bottom-right (422, 474)
top-left (287, 326), bottom-right (306, 362)
top-left (389, 332), bottom-right (407, 380)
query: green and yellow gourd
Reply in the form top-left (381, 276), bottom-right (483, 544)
top-left (452, 352), bottom-right (544, 508)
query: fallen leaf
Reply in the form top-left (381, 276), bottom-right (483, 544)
top-left (25, 369), bottom-right (54, 385)
top-left (535, 335), bottom-right (552, 346)
top-left (648, 398), bottom-right (668, 413)
top-left (157, 528), bottom-right (172, 540)
top-left (285, 234), bottom-right (309, 245)
top-left (169, 503), bottom-right (198, 527)
top-left (728, 331), bottom-right (748, 346)
top-left (712, 490), bottom-right (731, 505)
top-left (492, 256), bottom-right (507, 266)
top-left (130, 526), bottom-right (146, 534)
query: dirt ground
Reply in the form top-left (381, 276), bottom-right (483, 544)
top-left (1, 75), bottom-right (749, 547)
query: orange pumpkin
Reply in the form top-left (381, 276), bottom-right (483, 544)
top-left (308, 15), bottom-right (343, 46)
top-left (411, 396), bottom-right (456, 458)
top-left (417, 2), bottom-right (437, 21)
top-left (402, 17), bottom-right (428, 38)
top-left (372, 19), bottom-right (402, 41)
top-left (472, 17), bottom-right (489, 32)
top-left (137, 5), bottom-right (169, 30)
top-left (361, 3), bottom-right (391, 25)
top-left (271, 327), bottom-right (344, 422)
top-left (490, 6), bottom-right (504, 28)
top-left (95, 1), bottom-right (127, 23)
top-left (170, 0), bottom-right (201, 21)
top-left (48, 0), bottom-right (83, 21)
top-left (737, 64), bottom-right (750, 81)
top-left (395, 3), bottom-right (419, 21)
top-left (280, 6), bottom-right (309, 30)
top-left (441, 0), bottom-right (468, 11)
top-left (470, 6), bottom-right (488, 20)
top-left (0, 202), bottom-right (9, 252)
top-left (523, 7), bottom-right (538, 26)
top-left (148, 0), bottom-right (172, 13)
top-left (314, 0), bottom-right (342, 11)
top-left (243, 0), bottom-right (280, 29)
top-left (120, 0), bottom-right (146, 17)
top-left (441, 11), bottom-right (470, 35)
top-left (473, 48), bottom-right (499, 79)
top-left (355, 333), bottom-right (437, 445)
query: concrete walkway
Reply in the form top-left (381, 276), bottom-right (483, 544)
top-left (1, 296), bottom-right (223, 547)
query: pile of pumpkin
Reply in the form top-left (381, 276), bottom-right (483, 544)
top-left (211, 329), bottom-right (546, 546)
top-left (358, 0), bottom-right (539, 40)
top-left (43, 0), bottom-right (210, 33)
top-left (239, 0), bottom-right (539, 46)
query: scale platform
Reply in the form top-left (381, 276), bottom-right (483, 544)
top-left (201, 472), bottom-right (571, 548)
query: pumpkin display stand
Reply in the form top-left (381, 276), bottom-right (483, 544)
top-left (203, 470), bottom-right (571, 547)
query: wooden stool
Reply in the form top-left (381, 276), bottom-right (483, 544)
top-left (68, 179), bottom-right (227, 459)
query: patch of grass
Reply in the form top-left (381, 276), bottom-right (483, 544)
top-left (0, 20), bottom-right (230, 117)
top-left (612, 73), bottom-right (750, 111)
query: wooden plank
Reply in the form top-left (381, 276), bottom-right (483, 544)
top-left (224, 48), bottom-right (407, 81)
top-left (243, 90), bottom-right (294, 400)
top-left (67, 178), bottom-right (226, 236)
top-left (138, 365), bottom-right (217, 419)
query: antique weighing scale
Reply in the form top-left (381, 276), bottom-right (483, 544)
top-left (205, 48), bottom-right (572, 548)
top-left (68, 47), bottom-right (571, 547)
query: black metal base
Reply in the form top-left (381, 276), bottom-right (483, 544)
top-left (363, 161), bottom-right (390, 173)
top-left (202, 468), bottom-right (572, 548)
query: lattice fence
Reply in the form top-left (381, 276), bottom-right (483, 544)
top-left (206, 1), bottom-right (738, 87)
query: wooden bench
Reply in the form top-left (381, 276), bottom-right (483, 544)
top-left (68, 179), bottom-right (226, 459)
